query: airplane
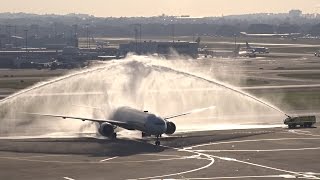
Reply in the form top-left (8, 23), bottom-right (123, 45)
top-left (24, 60), bottom-right (82, 70)
top-left (24, 105), bottom-right (215, 146)
top-left (245, 42), bottom-right (269, 54)
top-left (234, 44), bottom-right (256, 58)
top-left (91, 37), bottom-right (109, 49)
top-left (195, 37), bottom-right (201, 44)
top-left (240, 32), bottom-right (301, 38)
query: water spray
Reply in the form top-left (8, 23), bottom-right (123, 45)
top-left (149, 64), bottom-right (287, 116)
top-left (0, 56), bottom-right (289, 137)
top-left (285, 114), bottom-right (291, 118)
top-left (0, 62), bottom-right (120, 105)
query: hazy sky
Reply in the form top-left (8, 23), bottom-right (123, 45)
top-left (1, 0), bottom-right (320, 17)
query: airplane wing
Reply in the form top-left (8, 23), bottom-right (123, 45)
top-left (164, 105), bottom-right (216, 120)
top-left (22, 112), bottom-right (128, 127)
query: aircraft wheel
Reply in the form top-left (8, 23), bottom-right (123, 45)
top-left (155, 140), bottom-right (160, 146)
top-left (111, 133), bottom-right (117, 140)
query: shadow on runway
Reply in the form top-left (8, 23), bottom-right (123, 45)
top-left (0, 138), bottom-right (166, 157)
top-left (0, 128), bottom-right (279, 157)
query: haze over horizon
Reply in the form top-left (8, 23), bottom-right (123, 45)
top-left (1, 0), bottom-right (320, 17)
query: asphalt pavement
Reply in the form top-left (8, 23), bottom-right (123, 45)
top-left (0, 125), bottom-right (319, 180)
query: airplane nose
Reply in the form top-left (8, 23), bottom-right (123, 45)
top-left (154, 120), bottom-right (167, 134)
top-left (159, 123), bottom-right (167, 134)
top-left (146, 116), bottom-right (167, 135)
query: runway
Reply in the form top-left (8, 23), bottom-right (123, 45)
top-left (0, 125), bottom-right (319, 180)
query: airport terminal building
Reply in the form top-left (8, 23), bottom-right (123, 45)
top-left (119, 41), bottom-right (199, 58)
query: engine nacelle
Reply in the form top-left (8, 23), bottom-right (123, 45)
top-left (165, 121), bottom-right (176, 135)
top-left (98, 122), bottom-right (114, 137)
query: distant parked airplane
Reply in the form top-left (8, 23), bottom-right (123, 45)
top-left (234, 44), bottom-right (256, 58)
top-left (240, 32), bottom-right (301, 38)
top-left (245, 42), bottom-right (269, 54)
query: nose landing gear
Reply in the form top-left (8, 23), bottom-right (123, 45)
top-left (108, 132), bottom-right (117, 140)
top-left (155, 135), bottom-right (161, 146)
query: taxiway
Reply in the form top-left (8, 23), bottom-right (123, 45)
top-left (0, 125), bottom-right (319, 179)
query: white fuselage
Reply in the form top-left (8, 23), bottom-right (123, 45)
top-left (251, 47), bottom-right (269, 53)
top-left (110, 107), bottom-right (167, 135)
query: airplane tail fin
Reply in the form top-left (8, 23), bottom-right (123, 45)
top-left (246, 41), bottom-right (251, 48)
top-left (195, 37), bottom-right (201, 44)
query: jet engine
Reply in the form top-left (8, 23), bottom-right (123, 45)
top-left (165, 121), bottom-right (176, 135)
top-left (98, 122), bottom-right (114, 137)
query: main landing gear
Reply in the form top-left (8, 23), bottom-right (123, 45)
top-left (155, 135), bottom-right (160, 146)
top-left (111, 132), bottom-right (117, 140)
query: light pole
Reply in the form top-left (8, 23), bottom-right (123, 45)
top-left (72, 24), bottom-right (78, 47)
top-left (134, 27), bottom-right (138, 53)
top-left (86, 24), bottom-right (89, 49)
top-left (233, 34), bottom-right (239, 57)
top-left (139, 24), bottom-right (142, 43)
top-left (139, 24), bottom-right (142, 54)
top-left (137, 24), bottom-right (142, 54)
top-left (24, 29), bottom-right (28, 51)
top-left (234, 33), bottom-right (237, 56)
top-left (14, 25), bottom-right (17, 48)
top-left (0, 27), bottom-right (2, 49)
top-left (24, 29), bottom-right (28, 61)
top-left (172, 24), bottom-right (175, 43)
top-left (6, 25), bottom-right (12, 44)
top-left (234, 34), bottom-right (237, 50)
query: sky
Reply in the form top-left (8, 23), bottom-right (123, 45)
top-left (1, 0), bottom-right (320, 17)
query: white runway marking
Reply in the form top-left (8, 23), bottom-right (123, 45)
top-left (302, 172), bottom-right (320, 175)
top-left (291, 130), bottom-right (313, 134)
top-left (167, 136), bottom-right (320, 180)
top-left (99, 156), bottom-right (118, 162)
top-left (0, 155), bottom-right (73, 162)
top-left (133, 146), bottom-right (215, 180)
top-left (63, 177), bottom-right (75, 180)
top-left (2, 133), bottom-right (320, 179)
top-left (24, 154), bottom-right (70, 158)
top-left (133, 136), bottom-right (320, 180)
top-left (138, 153), bottom-right (182, 157)
top-left (0, 154), bottom-right (202, 164)
top-left (287, 130), bottom-right (320, 137)
top-left (194, 147), bottom-right (320, 152)
top-left (184, 137), bottom-right (320, 150)
top-left (209, 155), bottom-right (316, 179)
top-left (171, 174), bottom-right (296, 179)
top-left (118, 156), bottom-right (203, 163)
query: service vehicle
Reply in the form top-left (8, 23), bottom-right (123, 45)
top-left (284, 115), bottom-right (316, 129)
